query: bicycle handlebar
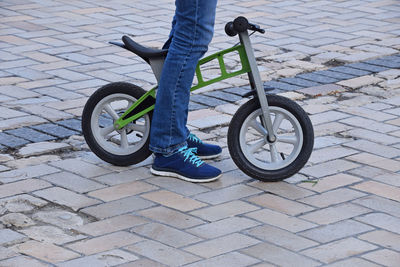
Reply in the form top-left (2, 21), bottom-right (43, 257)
top-left (225, 16), bottom-right (265, 37)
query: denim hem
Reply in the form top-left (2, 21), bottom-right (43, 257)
top-left (149, 141), bottom-right (188, 156)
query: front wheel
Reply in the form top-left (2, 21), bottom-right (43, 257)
top-left (228, 94), bottom-right (314, 181)
top-left (82, 82), bottom-right (153, 166)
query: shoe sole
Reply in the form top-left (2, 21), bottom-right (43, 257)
top-left (152, 153), bottom-right (221, 160)
top-left (198, 152), bottom-right (222, 160)
top-left (150, 168), bottom-right (221, 183)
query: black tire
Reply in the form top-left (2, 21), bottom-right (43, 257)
top-left (228, 94), bottom-right (314, 181)
top-left (82, 82), bottom-right (152, 166)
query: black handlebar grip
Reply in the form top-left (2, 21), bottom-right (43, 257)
top-left (233, 16), bottom-right (249, 33)
top-left (224, 21), bottom-right (237, 37)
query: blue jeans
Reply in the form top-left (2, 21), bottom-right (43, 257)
top-left (149, 0), bottom-right (217, 155)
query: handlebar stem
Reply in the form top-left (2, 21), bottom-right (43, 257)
top-left (238, 30), bottom-right (276, 142)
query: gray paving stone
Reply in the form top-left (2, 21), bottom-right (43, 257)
top-left (279, 77), bottom-right (321, 87)
top-left (133, 222), bottom-right (202, 248)
top-left (126, 240), bottom-right (200, 266)
top-left (0, 51), bottom-right (21, 61)
top-left (33, 187), bottom-right (101, 211)
top-left (184, 252), bottom-right (260, 267)
top-left (188, 102), bottom-right (207, 111)
top-left (249, 181), bottom-right (314, 200)
top-left (0, 256), bottom-right (50, 267)
top-left (241, 242), bottom-right (320, 266)
top-left (0, 132), bottom-right (30, 148)
top-left (189, 200), bottom-right (259, 223)
top-left (309, 147), bottom-right (359, 164)
top-left (185, 233), bottom-right (260, 259)
top-left (310, 110), bottom-right (351, 125)
top-left (58, 52), bottom-right (103, 64)
top-left (81, 196), bottom-right (156, 219)
top-left (57, 249), bottom-right (138, 267)
top-left (18, 142), bottom-right (70, 157)
top-left (304, 37), bottom-right (342, 46)
top-left (299, 220), bottom-right (374, 243)
top-left (188, 217), bottom-right (260, 240)
top-left (204, 91), bottom-right (242, 103)
top-left (283, 44), bottom-right (323, 55)
top-left (365, 58), bottom-right (400, 68)
top-left (46, 69), bottom-right (92, 81)
top-left (56, 118), bottom-right (82, 132)
top-left (59, 78), bottom-right (107, 91)
top-left (5, 127), bottom-right (56, 142)
top-left (6, 67), bottom-right (53, 80)
top-left (381, 55), bottom-right (400, 62)
top-left (302, 237), bottom-right (377, 264)
top-left (362, 249), bottom-right (400, 267)
top-left (0, 59), bottom-right (38, 70)
top-left (329, 66), bottom-right (371, 76)
top-left (32, 210), bottom-right (84, 230)
top-left (98, 114), bottom-right (113, 128)
top-left (194, 185), bottom-right (262, 205)
top-left (342, 106), bottom-right (397, 122)
top-left (343, 139), bottom-right (400, 158)
top-left (348, 165), bottom-right (391, 180)
top-left (346, 62), bottom-right (389, 73)
top-left (6, 96), bottom-right (58, 106)
top-left (297, 73), bottom-right (338, 84)
top-left (344, 128), bottom-right (400, 145)
top-left (383, 96), bottom-right (400, 106)
top-left (358, 230), bottom-right (400, 252)
top-left (356, 213), bottom-right (400, 235)
top-left (188, 114), bottom-right (231, 129)
top-left (301, 159), bottom-right (360, 178)
top-left (340, 116), bottom-right (399, 133)
top-left (41, 171), bottom-right (105, 194)
top-left (190, 94), bottom-right (229, 107)
top-left (0, 229), bottom-right (27, 246)
top-left (264, 80), bottom-right (302, 91)
top-left (245, 224), bottom-right (318, 251)
top-left (338, 52), bottom-right (380, 63)
top-left (268, 37), bottom-right (305, 46)
top-left (223, 86), bottom-right (251, 96)
top-left (34, 87), bottom-right (83, 100)
top-left (30, 123), bottom-right (79, 138)
top-left (0, 246), bottom-right (17, 261)
top-left (0, 194), bottom-right (47, 216)
top-left (314, 70), bottom-right (356, 80)
top-left (22, 105), bottom-right (73, 125)
top-left (353, 195), bottom-right (400, 218)
top-left (298, 84), bottom-right (345, 96)
top-left (50, 158), bottom-right (111, 178)
top-left (0, 71), bottom-right (10, 78)
top-left (265, 88), bottom-right (285, 94)
top-left (326, 257), bottom-right (381, 267)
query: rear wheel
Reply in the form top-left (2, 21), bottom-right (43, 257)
top-left (228, 94), bottom-right (313, 181)
top-left (82, 82), bottom-right (152, 166)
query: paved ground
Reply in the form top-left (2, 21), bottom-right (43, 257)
top-left (0, 0), bottom-right (400, 266)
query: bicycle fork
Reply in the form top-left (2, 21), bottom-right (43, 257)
top-left (239, 31), bottom-right (276, 142)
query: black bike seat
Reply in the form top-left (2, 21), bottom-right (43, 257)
top-left (122, 35), bottom-right (168, 62)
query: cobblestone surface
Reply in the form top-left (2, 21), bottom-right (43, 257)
top-left (1, 0), bottom-right (400, 266)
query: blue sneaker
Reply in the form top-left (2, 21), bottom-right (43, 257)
top-left (187, 133), bottom-right (222, 159)
top-left (150, 146), bottom-right (221, 183)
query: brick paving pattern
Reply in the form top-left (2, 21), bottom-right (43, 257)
top-left (0, 0), bottom-right (400, 266)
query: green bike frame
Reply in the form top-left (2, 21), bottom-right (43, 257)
top-left (113, 27), bottom-right (277, 145)
top-left (113, 44), bottom-right (251, 130)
